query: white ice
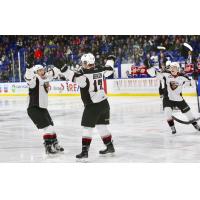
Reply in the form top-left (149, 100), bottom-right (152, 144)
top-left (1, 96), bottom-right (200, 163)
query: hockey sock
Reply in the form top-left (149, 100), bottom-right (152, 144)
top-left (101, 135), bottom-right (112, 146)
top-left (43, 134), bottom-right (54, 144)
top-left (96, 125), bottom-right (112, 145)
top-left (167, 119), bottom-right (174, 127)
top-left (82, 137), bottom-right (92, 151)
top-left (167, 119), bottom-right (176, 133)
top-left (51, 133), bottom-right (57, 143)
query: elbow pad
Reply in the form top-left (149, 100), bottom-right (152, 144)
top-left (63, 69), bottom-right (75, 82)
top-left (24, 68), bottom-right (35, 80)
top-left (52, 67), bottom-right (61, 78)
top-left (105, 60), bottom-right (114, 68)
top-left (75, 76), bottom-right (87, 88)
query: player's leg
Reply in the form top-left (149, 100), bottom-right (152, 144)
top-left (163, 98), bottom-right (176, 134)
top-left (44, 110), bottom-right (64, 152)
top-left (159, 81), bottom-right (164, 112)
top-left (27, 107), bottom-right (62, 154)
top-left (41, 125), bottom-right (58, 154)
top-left (159, 81), bottom-right (164, 99)
top-left (76, 127), bottom-right (94, 159)
top-left (96, 99), bottom-right (115, 154)
top-left (177, 100), bottom-right (200, 131)
top-left (96, 125), bottom-right (115, 155)
top-left (164, 107), bottom-right (176, 134)
top-left (76, 104), bottom-right (97, 159)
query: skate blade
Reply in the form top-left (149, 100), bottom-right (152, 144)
top-left (75, 158), bottom-right (89, 163)
top-left (45, 151), bottom-right (63, 158)
top-left (170, 133), bottom-right (177, 137)
top-left (99, 152), bottom-right (115, 157)
top-left (45, 153), bottom-right (59, 159)
top-left (56, 150), bottom-right (65, 154)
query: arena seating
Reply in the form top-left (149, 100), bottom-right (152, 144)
top-left (0, 35), bottom-right (200, 82)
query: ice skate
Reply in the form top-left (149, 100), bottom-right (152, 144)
top-left (53, 140), bottom-right (64, 152)
top-left (171, 126), bottom-right (177, 134)
top-left (99, 142), bottom-right (115, 155)
top-left (76, 147), bottom-right (89, 162)
top-left (44, 142), bottom-right (57, 154)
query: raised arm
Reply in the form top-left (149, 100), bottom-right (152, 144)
top-left (45, 66), bottom-right (62, 81)
top-left (60, 65), bottom-right (87, 88)
top-left (103, 55), bottom-right (116, 78)
top-left (147, 66), bottom-right (164, 80)
top-left (182, 74), bottom-right (192, 86)
top-left (24, 67), bottom-right (37, 89)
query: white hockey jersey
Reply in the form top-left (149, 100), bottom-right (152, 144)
top-left (158, 72), bottom-right (191, 101)
top-left (62, 60), bottom-right (114, 105)
top-left (24, 67), bottom-right (60, 108)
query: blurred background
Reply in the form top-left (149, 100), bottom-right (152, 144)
top-left (0, 35), bottom-right (200, 83)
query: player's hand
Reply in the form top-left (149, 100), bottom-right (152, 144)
top-left (26, 52), bottom-right (34, 69)
top-left (58, 74), bottom-right (66, 81)
top-left (26, 60), bottom-right (34, 69)
top-left (107, 55), bottom-right (116, 62)
top-left (192, 70), bottom-right (199, 80)
top-left (26, 63), bottom-right (33, 69)
top-left (60, 64), bottom-right (69, 73)
top-left (51, 67), bottom-right (61, 78)
top-left (147, 67), bottom-right (156, 77)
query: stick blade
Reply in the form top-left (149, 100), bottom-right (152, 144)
top-left (183, 43), bottom-right (193, 51)
top-left (157, 46), bottom-right (166, 50)
top-left (172, 115), bottom-right (200, 125)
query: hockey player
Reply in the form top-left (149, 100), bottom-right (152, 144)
top-left (24, 64), bottom-right (64, 154)
top-left (60, 53), bottom-right (115, 160)
top-left (147, 62), bottom-right (200, 134)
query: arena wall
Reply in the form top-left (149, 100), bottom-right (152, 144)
top-left (0, 78), bottom-right (196, 96)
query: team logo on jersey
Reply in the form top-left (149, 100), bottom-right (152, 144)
top-left (170, 81), bottom-right (179, 90)
top-left (93, 73), bottom-right (102, 79)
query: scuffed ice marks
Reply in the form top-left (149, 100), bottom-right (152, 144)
top-left (0, 96), bottom-right (200, 163)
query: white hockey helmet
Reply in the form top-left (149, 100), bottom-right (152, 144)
top-left (86, 53), bottom-right (95, 65)
top-left (33, 64), bottom-right (44, 72)
top-left (81, 53), bottom-right (95, 65)
top-left (166, 60), bottom-right (172, 67)
top-left (81, 54), bottom-right (88, 63)
top-left (170, 62), bottom-right (180, 72)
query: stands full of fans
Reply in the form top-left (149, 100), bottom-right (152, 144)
top-left (0, 35), bottom-right (200, 82)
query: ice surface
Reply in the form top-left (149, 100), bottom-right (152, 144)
top-left (0, 96), bottom-right (200, 163)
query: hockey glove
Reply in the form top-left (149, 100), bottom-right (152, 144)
top-left (192, 70), bottom-right (199, 80)
top-left (107, 55), bottom-right (116, 62)
top-left (60, 64), bottom-right (69, 73)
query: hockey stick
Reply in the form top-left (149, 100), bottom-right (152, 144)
top-left (172, 115), bottom-right (200, 125)
top-left (157, 46), bottom-right (166, 50)
top-left (183, 43), bottom-right (193, 52)
top-left (183, 42), bottom-right (200, 113)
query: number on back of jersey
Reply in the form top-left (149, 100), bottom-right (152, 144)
top-left (93, 73), bottom-right (103, 92)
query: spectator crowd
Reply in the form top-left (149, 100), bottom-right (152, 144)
top-left (0, 35), bottom-right (200, 82)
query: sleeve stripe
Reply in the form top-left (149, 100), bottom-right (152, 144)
top-left (25, 77), bottom-right (31, 81)
top-left (72, 74), bottom-right (76, 82)
top-left (51, 69), bottom-right (55, 77)
top-left (104, 66), bottom-right (113, 71)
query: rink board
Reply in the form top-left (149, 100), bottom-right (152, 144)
top-left (0, 78), bottom-right (196, 96)
top-left (106, 78), bottom-right (196, 96)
